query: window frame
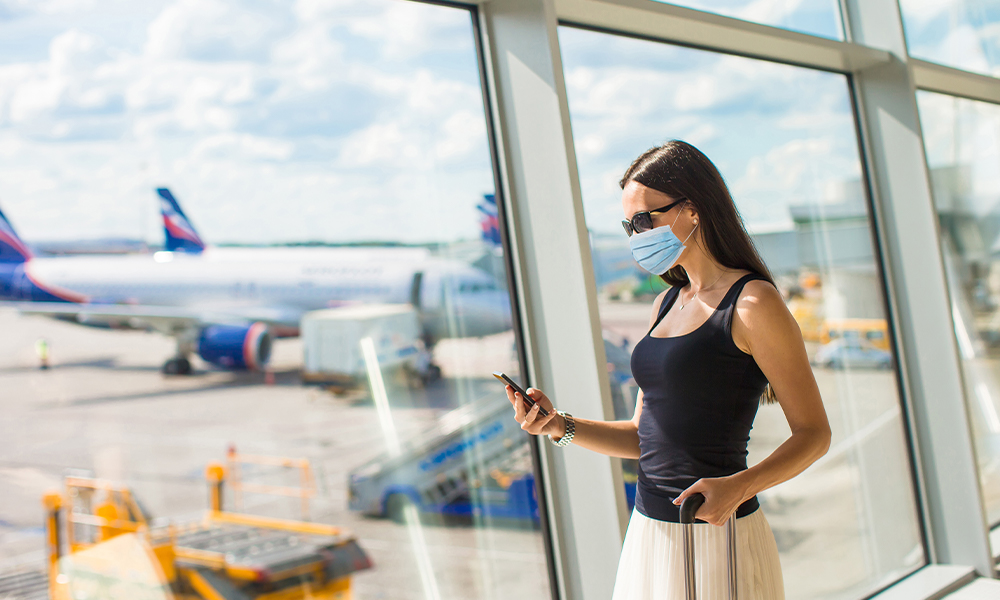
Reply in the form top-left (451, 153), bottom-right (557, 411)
top-left (461, 0), bottom-right (1000, 595)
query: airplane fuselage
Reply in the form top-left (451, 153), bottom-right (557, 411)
top-left (4, 247), bottom-right (513, 342)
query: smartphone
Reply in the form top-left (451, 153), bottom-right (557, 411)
top-left (493, 371), bottom-right (549, 417)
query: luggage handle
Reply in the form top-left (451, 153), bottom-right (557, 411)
top-left (679, 493), bottom-right (738, 600)
top-left (679, 493), bottom-right (705, 525)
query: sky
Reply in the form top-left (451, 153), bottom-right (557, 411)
top-left (0, 0), bottom-right (494, 245)
top-left (0, 0), bottom-right (994, 246)
top-left (558, 26), bottom-right (865, 236)
top-left (900, 0), bottom-right (1000, 77)
top-left (654, 0), bottom-right (843, 40)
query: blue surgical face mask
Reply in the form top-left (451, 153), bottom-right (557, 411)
top-left (628, 212), bottom-right (697, 275)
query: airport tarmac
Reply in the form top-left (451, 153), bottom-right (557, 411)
top-left (0, 303), bottom-right (928, 599)
top-left (0, 307), bottom-right (547, 600)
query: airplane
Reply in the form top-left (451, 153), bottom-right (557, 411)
top-left (0, 191), bottom-right (512, 375)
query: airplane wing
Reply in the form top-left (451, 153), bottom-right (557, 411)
top-left (4, 302), bottom-right (300, 336)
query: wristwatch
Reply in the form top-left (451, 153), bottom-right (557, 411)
top-left (549, 411), bottom-right (575, 447)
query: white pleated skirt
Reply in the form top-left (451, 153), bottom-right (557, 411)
top-left (611, 508), bottom-right (784, 600)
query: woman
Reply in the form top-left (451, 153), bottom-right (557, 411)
top-left (505, 140), bottom-right (831, 599)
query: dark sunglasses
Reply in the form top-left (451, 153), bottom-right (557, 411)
top-left (621, 199), bottom-right (685, 237)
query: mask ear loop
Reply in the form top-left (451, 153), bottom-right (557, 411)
top-left (670, 204), bottom-right (698, 245)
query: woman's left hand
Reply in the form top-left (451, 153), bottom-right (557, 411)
top-left (673, 474), bottom-right (750, 526)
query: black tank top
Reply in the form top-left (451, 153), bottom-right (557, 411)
top-left (630, 273), bottom-right (770, 522)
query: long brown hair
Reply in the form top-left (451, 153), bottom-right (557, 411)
top-left (621, 140), bottom-right (778, 404)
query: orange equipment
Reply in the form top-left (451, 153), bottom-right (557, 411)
top-left (2, 452), bottom-right (372, 600)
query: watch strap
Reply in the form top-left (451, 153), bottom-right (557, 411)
top-left (549, 411), bottom-right (575, 447)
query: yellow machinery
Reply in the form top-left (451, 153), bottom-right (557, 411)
top-left (819, 318), bottom-right (890, 350)
top-left (1, 451), bottom-right (371, 600)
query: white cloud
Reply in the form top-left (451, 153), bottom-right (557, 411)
top-left (145, 0), bottom-right (289, 62)
top-left (50, 28), bottom-right (108, 73)
top-left (0, 0), bottom-right (499, 244)
top-left (1, 0), bottom-right (99, 15)
top-left (898, 0), bottom-right (950, 25)
top-left (435, 111), bottom-right (486, 162)
top-left (730, 136), bottom-right (860, 228)
top-left (192, 133), bottom-right (294, 162)
top-left (270, 24), bottom-right (344, 90)
top-left (935, 24), bottom-right (992, 75)
top-left (576, 134), bottom-right (606, 158)
top-left (565, 67), bottom-right (673, 118)
top-left (685, 123), bottom-right (719, 146)
top-left (295, 0), bottom-right (469, 60)
top-left (336, 122), bottom-right (410, 168)
top-left (5, 30), bottom-right (127, 138)
top-left (737, 0), bottom-right (807, 26)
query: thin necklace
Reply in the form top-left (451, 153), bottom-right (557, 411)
top-left (679, 269), bottom-right (728, 310)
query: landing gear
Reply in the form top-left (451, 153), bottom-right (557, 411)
top-left (162, 357), bottom-right (192, 375)
top-left (421, 363), bottom-right (442, 384)
top-left (412, 343), bottom-right (441, 385)
top-left (164, 329), bottom-right (198, 376)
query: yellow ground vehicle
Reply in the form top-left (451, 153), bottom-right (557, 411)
top-left (820, 318), bottom-right (890, 351)
top-left (0, 451), bottom-right (371, 600)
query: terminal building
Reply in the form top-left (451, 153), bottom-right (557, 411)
top-left (1, 0), bottom-right (1000, 599)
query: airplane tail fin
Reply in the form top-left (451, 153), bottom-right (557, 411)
top-left (157, 188), bottom-right (206, 253)
top-left (0, 207), bottom-right (32, 263)
top-left (477, 194), bottom-right (502, 247)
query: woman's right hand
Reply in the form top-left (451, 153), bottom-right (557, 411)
top-left (505, 385), bottom-right (564, 438)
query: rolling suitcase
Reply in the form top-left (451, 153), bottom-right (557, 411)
top-left (679, 494), bottom-right (738, 600)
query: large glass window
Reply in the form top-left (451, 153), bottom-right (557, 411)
top-left (0, 2), bottom-right (552, 599)
top-left (559, 26), bottom-right (924, 599)
top-left (652, 0), bottom-right (844, 40)
top-left (916, 90), bottom-right (1000, 549)
top-left (900, 0), bottom-right (1000, 77)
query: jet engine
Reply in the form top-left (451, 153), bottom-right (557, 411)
top-left (197, 322), bottom-right (272, 370)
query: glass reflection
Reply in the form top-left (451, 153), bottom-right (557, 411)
top-left (559, 26), bottom-right (924, 599)
top-left (900, 0), bottom-right (1000, 77)
top-left (0, 2), bottom-right (549, 599)
top-left (916, 91), bottom-right (1000, 539)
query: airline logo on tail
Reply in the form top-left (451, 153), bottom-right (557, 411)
top-left (0, 208), bottom-right (33, 263)
top-left (478, 194), bottom-right (501, 247)
top-left (0, 207), bottom-right (86, 302)
top-left (157, 188), bottom-right (205, 253)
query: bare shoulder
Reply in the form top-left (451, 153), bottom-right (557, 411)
top-left (736, 279), bottom-right (785, 313)
top-left (733, 279), bottom-right (800, 352)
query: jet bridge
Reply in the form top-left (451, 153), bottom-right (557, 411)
top-left (349, 398), bottom-right (540, 522)
top-left (348, 385), bottom-right (638, 523)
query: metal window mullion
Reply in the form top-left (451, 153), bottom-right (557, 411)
top-left (842, 0), bottom-right (993, 576)
top-left (477, 1), bottom-right (632, 599)
top-left (553, 0), bottom-right (1000, 104)
top-left (911, 59), bottom-right (1000, 106)
top-left (468, 5), bottom-right (564, 600)
top-left (555, 0), bottom-right (889, 73)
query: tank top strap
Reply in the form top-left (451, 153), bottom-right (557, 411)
top-left (717, 272), bottom-right (771, 335)
top-left (649, 285), bottom-right (681, 333)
